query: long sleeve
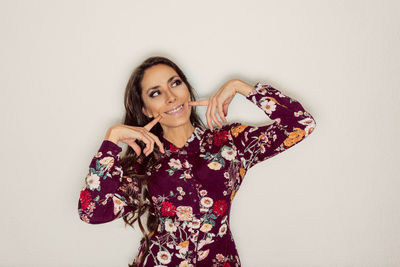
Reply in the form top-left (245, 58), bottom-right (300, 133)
top-left (78, 140), bottom-right (141, 224)
top-left (229, 82), bottom-right (316, 175)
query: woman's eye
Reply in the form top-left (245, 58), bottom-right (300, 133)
top-left (149, 80), bottom-right (181, 97)
top-left (173, 79), bottom-right (182, 86)
top-left (150, 91), bottom-right (160, 97)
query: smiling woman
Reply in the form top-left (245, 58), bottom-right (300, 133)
top-left (165, 103), bottom-right (184, 115)
top-left (140, 63), bottom-right (199, 149)
top-left (77, 56), bottom-right (317, 267)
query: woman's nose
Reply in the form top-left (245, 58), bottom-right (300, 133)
top-left (165, 90), bottom-right (177, 103)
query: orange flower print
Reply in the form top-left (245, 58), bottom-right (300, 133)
top-left (283, 127), bottom-right (305, 147)
top-left (239, 167), bottom-right (246, 178)
top-left (178, 240), bottom-right (189, 247)
top-left (230, 190), bottom-right (237, 202)
top-left (208, 161), bottom-right (222, 170)
top-left (230, 125), bottom-right (248, 138)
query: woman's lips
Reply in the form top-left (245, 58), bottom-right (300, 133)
top-left (165, 103), bottom-right (184, 115)
top-left (166, 104), bottom-right (183, 112)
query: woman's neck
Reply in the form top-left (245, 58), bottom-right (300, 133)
top-left (162, 122), bottom-right (195, 148)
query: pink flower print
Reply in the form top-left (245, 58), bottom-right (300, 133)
top-left (216, 253), bottom-right (225, 262)
top-left (199, 190), bottom-right (208, 197)
top-left (80, 214), bottom-right (90, 223)
top-left (168, 158), bottom-right (182, 169)
top-left (99, 156), bottom-right (115, 171)
top-left (176, 206), bottom-right (193, 221)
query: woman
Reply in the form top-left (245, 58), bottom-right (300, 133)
top-left (78, 56), bottom-right (316, 267)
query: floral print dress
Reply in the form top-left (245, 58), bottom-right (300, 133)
top-left (78, 82), bottom-right (317, 267)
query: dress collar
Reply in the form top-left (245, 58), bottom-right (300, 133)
top-left (161, 121), bottom-right (206, 155)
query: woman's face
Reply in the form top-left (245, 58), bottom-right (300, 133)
top-left (141, 64), bottom-right (192, 127)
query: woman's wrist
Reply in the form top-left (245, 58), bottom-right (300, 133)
top-left (232, 79), bottom-right (254, 97)
top-left (104, 127), bottom-right (120, 145)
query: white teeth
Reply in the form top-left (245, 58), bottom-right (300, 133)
top-left (166, 104), bottom-right (183, 114)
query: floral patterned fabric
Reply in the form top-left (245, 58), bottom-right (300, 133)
top-left (78, 82), bottom-right (316, 266)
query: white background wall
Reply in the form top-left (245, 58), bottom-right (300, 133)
top-left (1, 0), bottom-right (399, 266)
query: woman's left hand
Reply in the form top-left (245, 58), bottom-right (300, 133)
top-left (188, 79), bottom-right (246, 131)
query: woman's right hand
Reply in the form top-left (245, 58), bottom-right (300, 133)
top-left (104, 114), bottom-right (165, 156)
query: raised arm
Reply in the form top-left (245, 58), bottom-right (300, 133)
top-left (78, 140), bottom-right (141, 224)
top-left (230, 82), bottom-right (316, 175)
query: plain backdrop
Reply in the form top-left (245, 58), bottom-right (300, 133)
top-left (1, 0), bottom-right (399, 266)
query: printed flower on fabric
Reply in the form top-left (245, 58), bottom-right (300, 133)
top-left (169, 143), bottom-right (179, 152)
top-left (198, 249), bottom-right (210, 261)
top-left (85, 172), bottom-right (100, 190)
top-left (230, 124), bottom-right (247, 138)
top-left (200, 223), bottom-right (213, 233)
top-left (214, 130), bottom-right (229, 147)
top-left (111, 196), bottom-right (127, 215)
top-left (79, 190), bottom-right (92, 210)
top-left (284, 127), bottom-right (306, 147)
top-left (99, 156), bottom-right (115, 171)
top-left (165, 218), bottom-right (178, 233)
top-left (166, 158), bottom-right (193, 182)
top-left (218, 223), bottom-right (227, 237)
top-left (198, 235), bottom-right (215, 251)
top-left (168, 158), bottom-right (182, 170)
top-left (201, 144), bottom-right (235, 170)
top-left (207, 161), bottom-right (222, 170)
top-left (199, 189), bottom-right (208, 196)
top-left (84, 155), bottom-right (120, 194)
top-left (188, 218), bottom-right (201, 229)
top-left (157, 250), bottom-right (172, 264)
top-left (178, 259), bottom-right (194, 267)
top-left (259, 97), bottom-right (277, 115)
top-left (220, 146), bottom-right (236, 161)
top-left (176, 206), bottom-right (193, 221)
top-left (161, 201), bottom-right (176, 216)
top-left (213, 200), bottom-right (228, 216)
top-left (200, 197), bottom-right (213, 208)
top-left (176, 186), bottom-right (186, 201)
top-left (176, 240), bottom-right (190, 255)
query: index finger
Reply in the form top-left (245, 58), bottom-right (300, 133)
top-left (188, 99), bottom-right (209, 106)
top-left (144, 113), bottom-right (163, 131)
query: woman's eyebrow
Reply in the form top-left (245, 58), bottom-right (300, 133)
top-left (146, 75), bottom-right (179, 93)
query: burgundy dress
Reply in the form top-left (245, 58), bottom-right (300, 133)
top-left (78, 82), bottom-right (316, 266)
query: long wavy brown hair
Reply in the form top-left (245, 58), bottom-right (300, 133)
top-left (119, 56), bottom-right (206, 266)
